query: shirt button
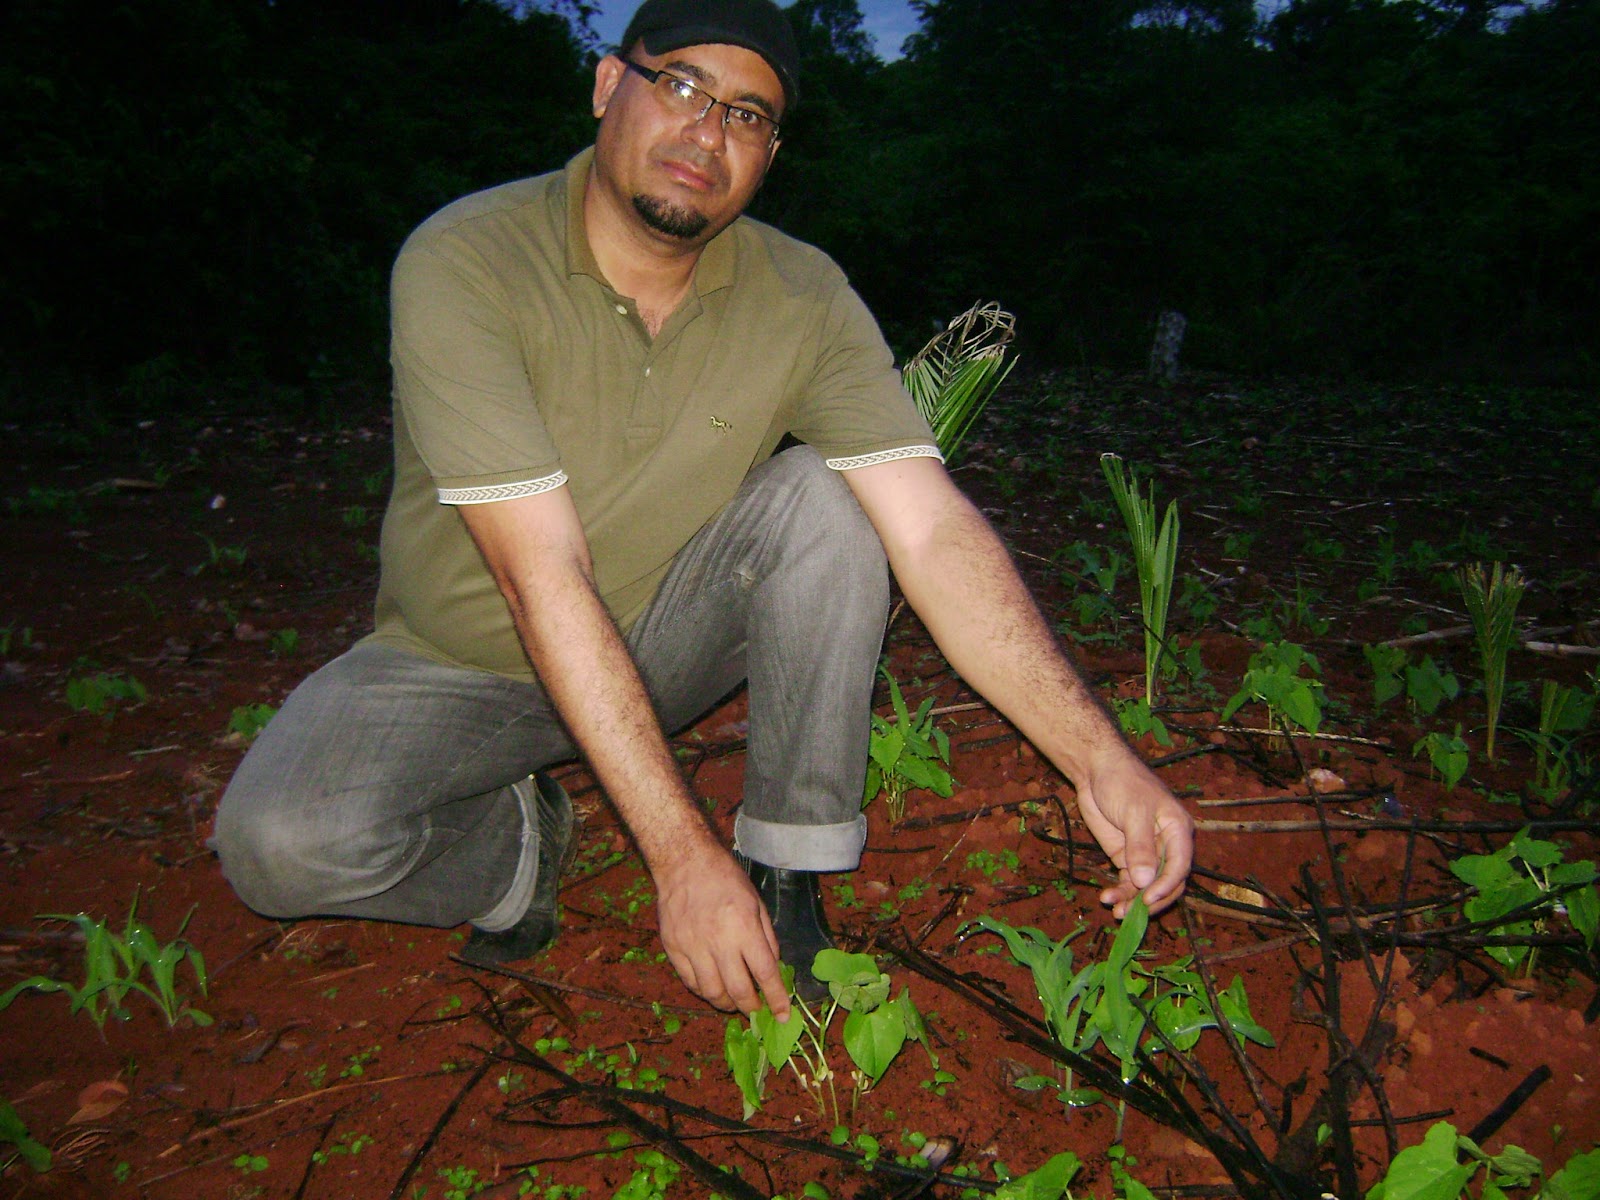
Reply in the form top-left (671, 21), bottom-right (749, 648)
top-left (614, 303), bottom-right (627, 315)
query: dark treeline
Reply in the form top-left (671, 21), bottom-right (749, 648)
top-left (3, 0), bottom-right (1595, 417)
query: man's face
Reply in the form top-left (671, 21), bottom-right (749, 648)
top-left (591, 42), bottom-right (783, 248)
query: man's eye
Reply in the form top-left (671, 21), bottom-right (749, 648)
top-left (727, 107), bottom-right (763, 128)
top-left (667, 78), bottom-right (700, 103)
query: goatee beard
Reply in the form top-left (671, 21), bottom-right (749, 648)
top-left (633, 194), bottom-right (710, 240)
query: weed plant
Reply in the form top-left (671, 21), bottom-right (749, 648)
top-left (1222, 642), bottom-right (1325, 736)
top-left (1448, 828), bottom-right (1598, 975)
top-left (863, 666), bottom-right (953, 824)
top-left (975, 898), bottom-right (1273, 1141)
top-left (1366, 1120), bottom-right (1600, 1200)
top-left (725, 950), bottom-right (933, 1127)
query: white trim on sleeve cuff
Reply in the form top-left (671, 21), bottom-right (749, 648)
top-left (437, 470), bottom-right (568, 505)
top-left (824, 444), bottom-right (944, 471)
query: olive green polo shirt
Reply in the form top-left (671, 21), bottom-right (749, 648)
top-left (366, 148), bottom-right (939, 682)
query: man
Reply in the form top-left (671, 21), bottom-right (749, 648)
top-left (213, 0), bottom-right (1193, 1023)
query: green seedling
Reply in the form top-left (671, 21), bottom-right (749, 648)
top-left (901, 300), bottom-right (1017, 463)
top-left (192, 533), bottom-right (247, 575)
top-left (976, 899), bottom-right (1272, 1139)
top-left (1101, 454), bottom-right (1179, 704)
top-left (1449, 827), bottom-right (1598, 975)
top-left (993, 1151), bottom-right (1082, 1200)
top-left (1414, 726), bottom-right (1470, 791)
top-left (1405, 655), bottom-right (1461, 717)
top-left (1222, 641), bottom-right (1324, 736)
top-left (611, 1149), bottom-right (681, 1200)
top-left (1277, 577), bottom-right (1330, 637)
top-left (0, 1100), bottom-right (50, 1173)
top-left (267, 627), bottom-right (300, 657)
top-left (863, 666), bottom-right (954, 824)
top-left (1512, 681), bottom-right (1596, 805)
top-left (229, 703), bottom-right (277, 741)
top-left (0, 622), bottom-right (40, 657)
top-left (1366, 1120), bottom-right (1600, 1200)
top-left (1458, 561), bottom-right (1526, 760)
top-left (1060, 540), bottom-right (1125, 629)
top-left (1113, 696), bottom-right (1172, 746)
top-left (1366, 644), bottom-right (1409, 707)
top-left (1177, 575), bottom-right (1219, 627)
top-left (0, 892), bottom-right (209, 1029)
top-left (64, 670), bottom-right (147, 716)
top-left (726, 950), bottom-right (933, 1126)
top-left (5, 485), bottom-right (87, 522)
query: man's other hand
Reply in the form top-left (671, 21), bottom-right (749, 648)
top-left (653, 847), bottom-right (792, 1022)
top-left (1074, 752), bottom-right (1195, 918)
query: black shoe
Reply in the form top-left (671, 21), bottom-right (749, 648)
top-left (741, 856), bottom-right (836, 1004)
top-left (461, 771), bottom-right (574, 968)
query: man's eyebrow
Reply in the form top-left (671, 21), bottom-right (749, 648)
top-left (663, 58), bottom-right (780, 121)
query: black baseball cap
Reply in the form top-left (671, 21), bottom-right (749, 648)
top-left (620, 0), bottom-right (801, 112)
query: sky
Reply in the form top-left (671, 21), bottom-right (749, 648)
top-left (586, 1), bottom-right (922, 61)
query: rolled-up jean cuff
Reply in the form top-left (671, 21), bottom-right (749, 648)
top-left (732, 812), bottom-right (867, 873)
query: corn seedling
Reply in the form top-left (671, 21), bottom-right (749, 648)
top-left (863, 666), bottom-right (953, 824)
top-left (725, 950), bottom-right (934, 1127)
top-left (1511, 681), bottom-right (1596, 805)
top-left (1101, 455), bottom-right (1179, 705)
top-left (976, 898), bottom-right (1273, 1141)
top-left (901, 301), bottom-right (1016, 464)
top-left (0, 892), bottom-right (210, 1029)
top-left (1221, 641), bottom-right (1325, 737)
top-left (1448, 828), bottom-right (1598, 975)
top-left (1458, 562), bottom-right (1526, 759)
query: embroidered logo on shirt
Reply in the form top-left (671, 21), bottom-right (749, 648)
top-left (709, 416), bottom-right (733, 432)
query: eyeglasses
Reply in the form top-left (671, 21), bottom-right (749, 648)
top-left (622, 60), bottom-right (781, 149)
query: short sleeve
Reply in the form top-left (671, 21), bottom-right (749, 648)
top-left (390, 233), bottom-right (565, 496)
top-left (786, 279), bottom-right (942, 469)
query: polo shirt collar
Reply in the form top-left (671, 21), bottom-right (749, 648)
top-left (561, 146), bottom-right (737, 298)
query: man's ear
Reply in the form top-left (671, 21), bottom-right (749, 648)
top-left (593, 55), bottom-right (625, 118)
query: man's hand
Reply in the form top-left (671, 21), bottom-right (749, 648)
top-left (843, 455), bottom-right (1196, 921)
top-left (1072, 751), bottom-right (1194, 917)
top-left (653, 846), bottom-right (791, 1021)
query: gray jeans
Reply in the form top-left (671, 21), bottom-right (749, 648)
top-left (212, 447), bottom-right (889, 930)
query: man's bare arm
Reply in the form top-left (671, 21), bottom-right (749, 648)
top-left (456, 489), bottom-right (789, 1017)
top-left (843, 456), bottom-right (1193, 916)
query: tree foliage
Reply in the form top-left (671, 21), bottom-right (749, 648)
top-left (1, 0), bottom-right (1594, 415)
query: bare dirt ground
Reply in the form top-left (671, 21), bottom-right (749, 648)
top-left (2, 374), bottom-right (1597, 1200)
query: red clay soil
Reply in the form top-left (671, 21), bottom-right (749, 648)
top-left (2, 377), bottom-right (1597, 1199)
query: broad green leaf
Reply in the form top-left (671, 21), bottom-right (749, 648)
top-left (724, 1019), bottom-right (765, 1119)
top-left (811, 949), bottom-right (878, 984)
top-left (1547, 1147), bottom-right (1600, 1200)
top-left (995, 1151), bottom-right (1082, 1200)
top-left (0, 1100), bottom-right (50, 1173)
top-left (752, 1004), bottom-right (804, 1069)
top-left (842, 1006), bottom-right (905, 1082)
top-left (1365, 1122), bottom-right (1477, 1200)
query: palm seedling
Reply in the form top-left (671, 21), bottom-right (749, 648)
top-left (1458, 561), bottom-right (1525, 760)
top-left (902, 301), bottom-right (1017, 463)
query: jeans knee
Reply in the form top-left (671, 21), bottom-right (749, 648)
top-left (768, 447), bottom-right (888, 583)
top-left (213, 783), bottom-right (380, 918)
